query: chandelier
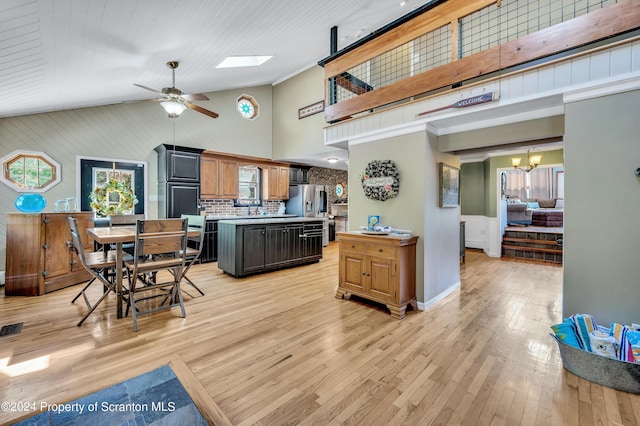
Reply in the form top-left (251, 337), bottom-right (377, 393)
top-left (511, 150), bottom-right (542, 173)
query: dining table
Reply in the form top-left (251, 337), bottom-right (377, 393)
top-left (86, 225), bottom-right (199, 319)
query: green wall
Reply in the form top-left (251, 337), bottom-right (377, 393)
top-left (563, 89), bottom-right (640, 325)
top-left (460, 162), bottom-right (484, 215)
top-left (460, 149), bottom-right (564, 218)
top-left (349, 133), bottom-right (427, 300)
top-left (272, 65), bottom-right (338, 162)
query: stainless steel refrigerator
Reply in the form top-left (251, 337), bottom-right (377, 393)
top-left (286, 184), bottom-right (330, 246)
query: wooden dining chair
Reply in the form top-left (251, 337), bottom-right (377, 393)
top-left (109, 214), bottom-right (145, 254)
top-left (109, 214), bottom-right (145, 227)
top-left (68, 216), bottom-right (132, 326)
top-left (123, 218), bottom-right (188, 331)
top-left (179, 214), bottom-right (206, 296)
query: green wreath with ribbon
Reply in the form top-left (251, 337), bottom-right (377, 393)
top-left (89, 178), bottom-right (138, 217)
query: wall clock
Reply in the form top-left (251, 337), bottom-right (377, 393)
top-left (237, 94), bottom-right (259, 120)
top-left (336, 182), bottom-right (346, 198)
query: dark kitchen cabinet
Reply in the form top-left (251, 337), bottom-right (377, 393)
top-left (303, 222), bottom-right (323, 261)
top-left (289, 166), bottom-right (310, 185)
top-left (265, 224), bottom-right (303, 268)
top-left (241, 225), bottom-right (266, 274)
top-left (155, 144), bottom-right (203, 183)
top-left (156, 144), bottom-right (204, 219)
top-left (160, 183), bottom-right (200, 218)
top-left (198, 220), bottom-right (218, 263)
top-left (217, 219), bottom-right (323, 277)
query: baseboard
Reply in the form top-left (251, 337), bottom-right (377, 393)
top-left (417, 281), bottom-right (460, 311)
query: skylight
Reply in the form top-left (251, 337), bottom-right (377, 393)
top-left (216, 56), bottom-right (274, 68)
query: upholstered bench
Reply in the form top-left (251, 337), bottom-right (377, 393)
top-left (531, 209), bottom-right (563, 226)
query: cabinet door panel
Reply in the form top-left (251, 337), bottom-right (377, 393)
top-left (278, 167), bottom-right (290, 199)
top-left (242, 226), bottom-right (265, 273)
top-left (169, 151), bottom-right (200, 182)
top-left (287, 225), bottom-right (304, 261)
top-left (369, 256), bottom-right (395, 301)
top-left (200, 156), bottom-right (219, 197)
top-left (43, 214), bottom-right (73, 279)
top-left (340, 252), bottom-right (365, 293)
top-left (265, 225), bottom-right (287, 266)
top-left (220, 160), bottom-right (239, 198)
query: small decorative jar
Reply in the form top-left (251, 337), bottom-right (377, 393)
top-left (15, 193), bottom-right (47, 213)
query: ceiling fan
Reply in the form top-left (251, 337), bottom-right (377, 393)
top-left (134, 61), bottom-right (219, 119)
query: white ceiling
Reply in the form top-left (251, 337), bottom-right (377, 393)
top-left (0, 0), bottom-right (426, 119)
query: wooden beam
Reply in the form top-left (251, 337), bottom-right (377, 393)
top-left (324, 0), bottom-right (640, 122)
top-left (324, 0), bottom-right (497, 78)
top-left (324, 46), bottom-right (501, 122)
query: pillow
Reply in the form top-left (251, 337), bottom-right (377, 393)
top-left (551, 321), bottom-right (582, 349)
top-left (555, 199), bottom-right (564, 209)
top-left (537, 199), bottom-right (556, 208)
top-left (526, 201), bottom-right (540, 209)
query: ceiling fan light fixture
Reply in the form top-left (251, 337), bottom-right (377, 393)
top-left (161, 100), bottom-right (187, 117)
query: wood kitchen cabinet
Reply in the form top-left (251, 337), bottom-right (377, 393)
top-left (263, 165), bottom-right (290, 200)
top-left (200, 153), bottom-right (239, 199)
top-left (336, 232), bottom-right (418, 319)
top-left (5, 212), bottom-right (94, 296)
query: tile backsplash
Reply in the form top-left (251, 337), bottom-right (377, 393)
top-left (200, 199), bottom-right (283, 216)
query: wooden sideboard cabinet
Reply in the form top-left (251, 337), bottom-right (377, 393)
top-left (5, 212), bottom-right (94, 296)
top-left (336, 232), bottom-right (419, 319)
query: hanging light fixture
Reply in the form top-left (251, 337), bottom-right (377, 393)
top-left (512, 149), bottom-right (542, 173)
top-left (160, 99), bottom-right (187, 118)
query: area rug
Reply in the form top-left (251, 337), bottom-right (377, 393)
top-left (13, 365), bottom-right (207, 425)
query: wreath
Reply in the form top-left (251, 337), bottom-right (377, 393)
top-left (89, 178), bottom-right (138, 217)
top-left (360, 160), bottom-right (400, 201)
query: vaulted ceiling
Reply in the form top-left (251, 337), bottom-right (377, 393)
top-left (1, 0), bottom-right (425, 118)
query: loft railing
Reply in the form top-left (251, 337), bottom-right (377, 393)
top-left (320, 0), bottom-right (639, 123)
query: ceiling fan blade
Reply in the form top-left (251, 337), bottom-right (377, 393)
top-left (186, 102), bottom-right (219, 118)
top-left (133, 83), bottom-right (163, 94)
top-left (181, 93), bottom-right (209, 101)
top-left (122, 97), bottom-right (164, 104)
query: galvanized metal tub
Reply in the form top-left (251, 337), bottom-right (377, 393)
top-left (551, 334), bottom-right (640, 394)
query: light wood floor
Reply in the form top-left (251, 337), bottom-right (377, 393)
top-left (1, 243), bottom-right (639, 425)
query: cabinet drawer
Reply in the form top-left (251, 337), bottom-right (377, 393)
top-left (340, 240), bottom-right (365, 253)
top-left (366, 244), bottom-right (397, 258)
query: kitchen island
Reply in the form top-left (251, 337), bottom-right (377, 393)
top-left (198, 214), bottom-right (296, 263)
top-left (217, 217), bottom-right (324, 277)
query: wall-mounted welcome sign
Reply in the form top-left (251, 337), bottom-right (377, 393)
top-left (418, 90), bottom-right (500, 117)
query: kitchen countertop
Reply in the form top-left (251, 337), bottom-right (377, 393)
top-left (206, 214), bottom-right (297, 220)
top-left (217, 217), bottom-right (325, 225)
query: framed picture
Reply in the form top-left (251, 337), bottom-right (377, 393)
top-left (439, 162), bottom-right (460, 208)
top-left (298, 100), bottom-right (324, 119)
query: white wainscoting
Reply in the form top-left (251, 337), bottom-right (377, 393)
top-left (462, 214), bottom-right (502, 258)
